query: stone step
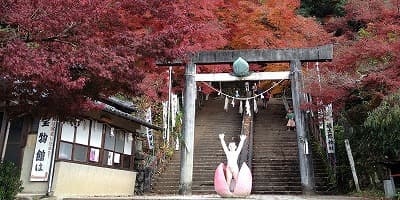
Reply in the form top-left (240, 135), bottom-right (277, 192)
top-left (153, 181), bottom-right (216, 188)
top-left (251, 190), bottom-right (303, 195)
top-left (152, 182), bottom-right (214, 191)
top-left (251, 159), bottom-right (299, 163)
top-left (152, 189), bottom-right (216, 195)
top-left (159, 175), bottom-right (214, 180)
top-left (253, 154), bottom-right (298, 161)
top-left (154, 176), bottom-right (220, 182)
top-left (252, 177), bottom-right (301, 182)
top-left (254, 152), bottom-right (298, 156)
top-left (251, 163), bottom-right (299, 167)
top-left (253, 139), bottom-right (297, 142)
top-left (253, 147), bottom-right (298, 150)
top-left (250, 165), bottom-right (299, 170)
top-left (252, 150), bottom-right (298, 154)
top-left (252, 185), bottom-right (302, 191)
top-left (157, 170), bottom-right (218, 175)
top-left (252, 173), bottom-right (300, 177)
top-left (252, 181), bottom-right (302, 187)
top-left (153, 181), bottom-right (215, 186)
top-left (252, 168), bottom-right (300, 173)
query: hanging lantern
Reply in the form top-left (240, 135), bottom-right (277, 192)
top-left (232, 57), bottom-right (250, 77)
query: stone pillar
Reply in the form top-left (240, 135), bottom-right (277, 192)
top-left (290, 60), bottom-right (315, 194)
top-left (179, 61), bottom-right (196, 195)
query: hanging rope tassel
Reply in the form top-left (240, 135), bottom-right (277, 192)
top-left (239, 100), bottom-right (243, 114)
top-left (231, 99), bottom-right (235, 107)
top-left (304, 139), bottom-right (309, 155)
top-left (218, 81), bottom-right (222, 95)
top-left (253, 98), bottom-right (258, 113)
top-left (224, 96), bottom-right (229, 112)
top-left (245, 99), bottom-right (251, 116)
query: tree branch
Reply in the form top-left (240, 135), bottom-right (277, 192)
top-left (40, 22), bottom-right (80, 42)
top-left (53, 39), bottom-right (78, 47)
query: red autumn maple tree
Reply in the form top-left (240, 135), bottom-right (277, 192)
top-left (200, 0), bottom-right (331, 95)
top-left (216, 0), bottom-right (330, 49)
top-left (305, 0), bottom-right (400, 110)
top-left (0, 0), bottom-right (227, 117)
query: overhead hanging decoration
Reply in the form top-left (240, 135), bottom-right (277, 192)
top-left (224, 97), bottom-right (229, 112)
top-left (253, 99), bottom-right (258, 113)
top-left (201, 79), bottom-right (285, 101)
top-left (245, 100), bottom-right (251, 116)
top-left (239, 100), bottom-right (243, 114)
top-left (201, 56), bottom-right (286, 113)
top-left (218, 82), bottom-right (222, 95)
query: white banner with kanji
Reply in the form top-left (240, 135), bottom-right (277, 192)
top-left (171, 94), bottom-right (178, 128)
top-left (30, 118), bottom-right (57, 181)
top-left (145, 107), bottom-right (154, 149)
top-left (162, 101), bottom-right (168, 140)
top-left (324, 104), bottom-right (335, 153)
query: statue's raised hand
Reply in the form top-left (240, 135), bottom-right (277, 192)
top-left (240, 134), bottom-right (246, 141)
top-left (219, 134), bottom-right (225, 140)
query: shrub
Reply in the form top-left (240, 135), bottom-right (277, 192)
top-left (0, 161), bottom-right (23, 200)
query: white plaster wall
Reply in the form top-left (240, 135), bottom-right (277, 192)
top-left (52, 161), bottom-right (136, 197)
top-left (20, 134), bottom-right (48, 194)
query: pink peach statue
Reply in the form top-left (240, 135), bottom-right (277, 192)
top-left (214, 134), bottom-right (252, 197)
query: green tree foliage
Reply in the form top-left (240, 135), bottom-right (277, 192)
top-left (364, 90), bottom-right (400, 160)
top-left (0, 161), bottom-right (23, 200)
top-left (299, 0), bottom-right (346, 18)
top-left (333, 91), bottom-right (400, 191)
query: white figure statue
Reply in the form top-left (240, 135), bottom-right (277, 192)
top-left (218, 133), bottom-right (247, 190)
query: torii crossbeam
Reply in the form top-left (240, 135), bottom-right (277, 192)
top-left (158, 44), bottom-right (333, 195)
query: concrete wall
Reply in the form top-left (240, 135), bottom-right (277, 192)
top-left (52, 161), bottom-right (136, 198)
top-left (20, 134), bottom-right (48, 194)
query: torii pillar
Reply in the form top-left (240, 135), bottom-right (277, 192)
top-left (173, 45), bottom-right (333, 195)
top-left (180, 60), bottom-right (197, 194)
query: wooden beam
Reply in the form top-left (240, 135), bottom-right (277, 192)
top-left (157, 44), bottom-right (333, 66)
top-left (195, 71), bottom-right (290, 82)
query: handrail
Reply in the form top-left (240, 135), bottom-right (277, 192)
top-left (282, 90), bottom-right (290, 111)
top-left (239, 99), bottom-right (254, 170)
top-left (248, 117), bottom-right (254, 169)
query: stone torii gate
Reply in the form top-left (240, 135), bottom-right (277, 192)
top-left (163, 44), bottom-right (333, 195)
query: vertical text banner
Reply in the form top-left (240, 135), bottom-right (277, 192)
top-left (324, 104), bottom-right (335, 153)
top-left (145, 107), bottom-right (154, 149)
top-left (30, 118), bottom-right (57, 181)
top-left (162, 101), bottom-right (168, 140)
top-left (171, 94), bottom-right (178, 128)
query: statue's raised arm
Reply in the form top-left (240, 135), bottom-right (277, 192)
top-left (219, 134), bottom-right (228, 155)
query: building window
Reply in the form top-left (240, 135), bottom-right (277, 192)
top-left (58, 142), bottom-right (72, 160)
top-left (73, 144), bottom-right (88, 162)
top-left (57, 119), bottom-right (134, 170)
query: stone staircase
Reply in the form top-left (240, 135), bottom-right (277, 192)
top-left (151, 97), bottom-right (242, 194)
top-left (252, 98), bottom-right (303, 194)
top-left (252, 98), bottom-right (333, 194)
top-left (313, 143), bottom-right (335, 194)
